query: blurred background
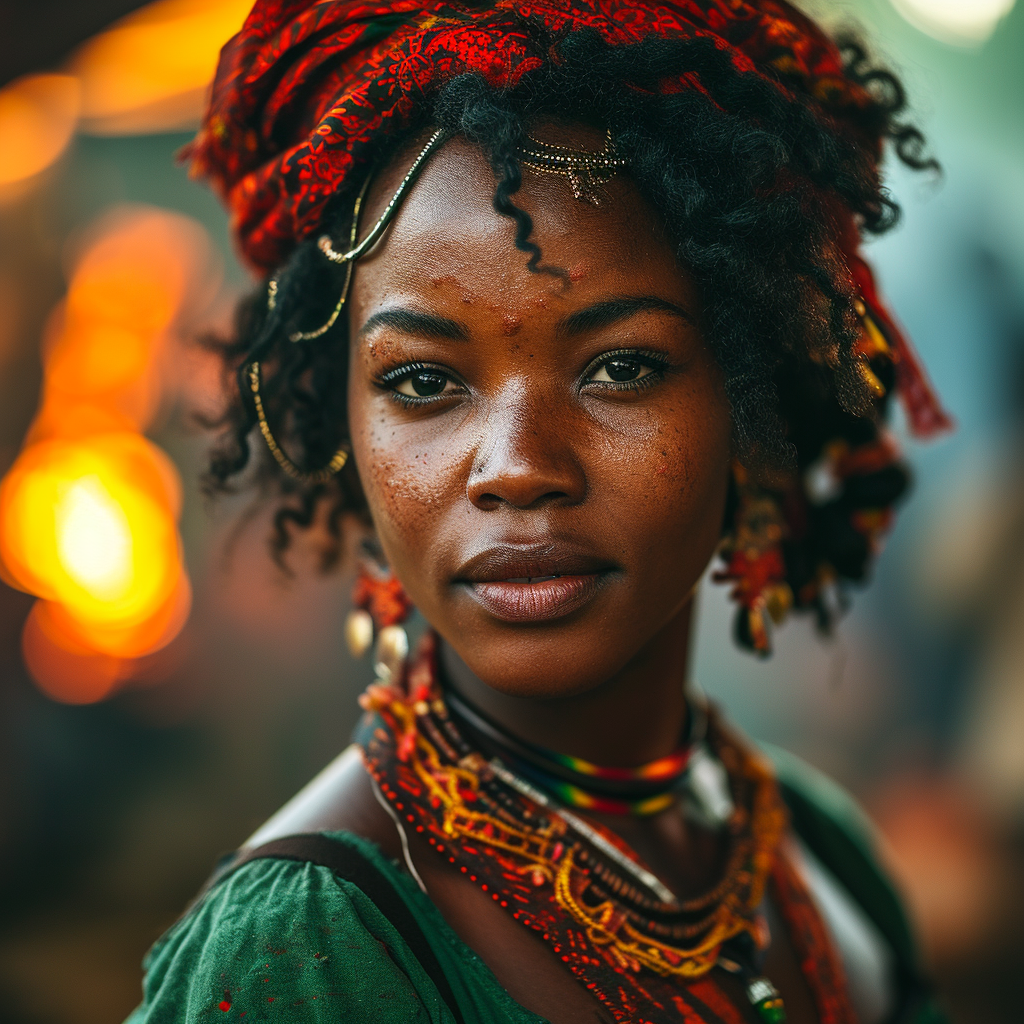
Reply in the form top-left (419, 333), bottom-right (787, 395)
top-left (0, 0), bottom-right (1021, 1021)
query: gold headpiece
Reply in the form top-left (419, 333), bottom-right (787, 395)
top-left (519, 129), bottom-right (628, 205)
top-left (250, 127), bottom-right (626, 482)
top-left (250, 129), bottom-right (449, 483)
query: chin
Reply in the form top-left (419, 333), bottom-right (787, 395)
top-left (440, 617), bottom-right (644, 701)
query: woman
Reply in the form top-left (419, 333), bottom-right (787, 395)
top-left (129, 2), bottom-right (952, 1022)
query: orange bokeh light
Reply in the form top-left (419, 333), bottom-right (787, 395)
top-left (72, 0), bottom-right (253, 135)
top-left (22, 602), bottom-right (125, 705)
top-left (0, 208), bottom-right (215, 702)
top-left (0, 435), bottom-right (182, 628)
top-left (0, 1), bottom-right (251, 191)
top-left (0, 74), bottom-right (80, 188)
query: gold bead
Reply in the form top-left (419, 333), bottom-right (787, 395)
top-left (765, 583), bottom-right (794, 624)
top-left (345, 608), bottom-right (374, 658)
top-left (374, 625), bottom-right (409, 683)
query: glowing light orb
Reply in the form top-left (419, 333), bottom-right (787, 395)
top-left (0, 74), bottom-right (79, 187)
top-left (0, 204), bottom-right (211, 702)
top-left (0, 435), bottom-right (183, 641)
top-left (55, 475), bottom-right (134, 603)
top-left (72, 0), bottom-right (254, 134)
top-left (891, 0), bottom-right (1017, 45)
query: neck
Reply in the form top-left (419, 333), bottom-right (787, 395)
top-left (438, 599), bottom-right (693, 768)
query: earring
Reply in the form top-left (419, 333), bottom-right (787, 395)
top-left (345, 562), bottom-right (413, 684)
top-left (713, 464), bottom-right (793, 656)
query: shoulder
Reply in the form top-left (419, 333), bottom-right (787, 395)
top-left (242, 745), bottom-right (400, 855)
top-left (762, 743), bottom-right (948, 1024)
top-left (126, 831), bottom-right (450, 1024)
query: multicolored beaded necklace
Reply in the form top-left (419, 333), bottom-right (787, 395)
top-left (356, 634), bottom-right (856, 1024)
top-left (444, 686), bottom-right (696, 816)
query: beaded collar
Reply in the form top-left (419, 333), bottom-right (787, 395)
top-left (444, 686), bottom-right (697, 816)
top-left (355, 634), bottom-right (857, 1024)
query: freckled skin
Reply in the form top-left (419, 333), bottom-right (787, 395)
top-left (332, 127), bottom-right (819, 1024)
top-left (348, 131), bottom-right (730, 741)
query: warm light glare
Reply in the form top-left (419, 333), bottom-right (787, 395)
top-left (43, 208), bottom-right (207, 413)
top-left (0, 208), bottom-right (214, 702)
top-left (890, 0), bottom-right (1017, 45)
top-left (56, 475), bottom-right (134, 603)
top-left (0, 74), bottom-right (79, 187)
top-left (22, 602), bottom-right (125, 705)
top-left (72, 0), bottom-right (253, 134)
top-left (0, 437), bottom-right (181, 633)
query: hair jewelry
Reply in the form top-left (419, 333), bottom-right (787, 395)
top-left (853, 298), bottom-right (890, 398)
top-left (714, 464), bottom-right (792, 656)
top-left (250, 129), bottom-right (451, 480)
top-left (282, 172), bottom-right (370, 343)
top-left (247, 361), bottom-right (349, 483)
top-left (273, 128), bottom-right (450, 341)
top-left (519, 128), bottom-right (628, 205)
top-left (318, 128), bottom-right (449, 268)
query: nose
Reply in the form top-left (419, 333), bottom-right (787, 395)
top-left (467, 385), bottom-right (587, 511)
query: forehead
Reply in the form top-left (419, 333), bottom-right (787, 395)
top-left (348, 133), bottom-right (695, 316)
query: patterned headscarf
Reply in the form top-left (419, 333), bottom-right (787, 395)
top-left (188, 0), bottom-right (949, 436)
top-left (187, 0), bottom-right (866, 275)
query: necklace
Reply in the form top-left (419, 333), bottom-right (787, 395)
top-left (356, 634), bottom-right (855, 1024)
top-left (445, 686), bottom-right (697, 816)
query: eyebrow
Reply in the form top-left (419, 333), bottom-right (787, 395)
top-left (359, 308), bottom-right (468, 340)
top-left (358, 295), bottom-right (692, 341)
top-left (558, 296), bottom-right (694, 337)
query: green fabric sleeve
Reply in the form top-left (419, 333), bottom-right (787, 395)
top-left (125, 853), bottom-right (457, 1023)
top-left (763, 743), bottom-right (950, 1024)
top-left (764, 743), bottom-right (917, 965)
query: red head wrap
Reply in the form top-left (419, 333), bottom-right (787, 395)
top-left (188, 0), bottom-right (862, 273)
top-left (189, 0), bottom-right (950, 436)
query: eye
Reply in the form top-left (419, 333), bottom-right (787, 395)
top-left (380, 363), bottom-right (464, 401)
top-left (395, 370), bottom-right (455, 397)
top-left (586, 351), bottom-right (667, 386)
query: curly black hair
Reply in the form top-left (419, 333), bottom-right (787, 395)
top-left (204, 28), bottom-right (934, 647)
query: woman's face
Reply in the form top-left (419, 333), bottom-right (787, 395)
top-left (347, 129), bottom-right (731, 699)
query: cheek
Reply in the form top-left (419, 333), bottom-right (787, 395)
top-left (347, 386), bottom-right (466, 565)
top-left (588, 385), bottom-right (730, 573)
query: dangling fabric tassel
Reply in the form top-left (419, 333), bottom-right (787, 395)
top-left (848, 253), bottom-right (954, 438)
top-left (714, 465), bottom-right (793, 657)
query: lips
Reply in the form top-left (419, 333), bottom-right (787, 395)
top-left (454, 544), bottom-right (614, 623)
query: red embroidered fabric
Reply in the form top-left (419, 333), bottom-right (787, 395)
top-left (848, 253), bottom-right (954, 437)
top-left (187, 0), bottom-right (951, 436)
top-left (355, 636), bottom-right (857, 1024)
top-left (186, 0), bottom-right (864, 274)
top-left (771, 849), bottom-right (858, 1024)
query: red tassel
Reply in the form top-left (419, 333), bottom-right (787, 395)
top-left (352, 569), bottom-right (413, 629)
top-left (848, 254), bottom-right (954, 438)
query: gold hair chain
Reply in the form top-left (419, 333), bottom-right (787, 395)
top-left (519, 129), bottom-right (628, 205)
top-left (249, 128), bottom-right (450, 482)
top-left (248, 361), bottom-right (349, 484)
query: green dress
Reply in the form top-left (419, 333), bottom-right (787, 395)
top-left (125, 749), bottom-right (946, 1024)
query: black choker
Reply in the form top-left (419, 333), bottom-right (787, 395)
top-left (444, 687), bottom-right (703, 816)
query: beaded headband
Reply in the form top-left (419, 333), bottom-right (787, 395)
top-left (520, 129), bottom-right (628, 205)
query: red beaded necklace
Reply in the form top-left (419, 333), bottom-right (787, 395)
top-left (355, 635), bottom-right (856, 1024)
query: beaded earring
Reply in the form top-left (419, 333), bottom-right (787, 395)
top-left (345, 562), bottom-right (414, 685)
top-left (713, 464), bottom-right (793, 656)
